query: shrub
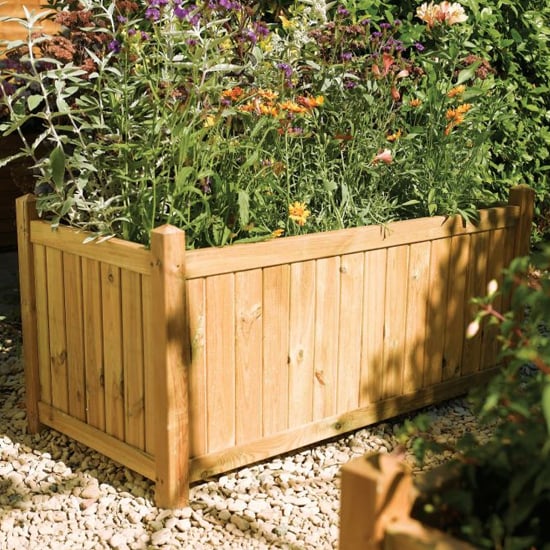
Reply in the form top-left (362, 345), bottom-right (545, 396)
top-left (401, 245), bottom-right (550, 549)
top-left (1, 1), bottom-right (506, 247)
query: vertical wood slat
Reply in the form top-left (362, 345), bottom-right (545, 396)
top-left (262, 265), bottom-right (290, 435)
top-left (424, 239), bottom-right (450, 387)
top-left (150, 225), bottom-right (189, 509)
top-left (337, 253), bottom-right (364, 412)
top-left (361, 248), bottom-right (387, 406)
top-left (63, 253), bottom-right (86, 421)
top-left (34, 244), bottom-right (51, 406)
top-left (141, 276), bottom-right (156, 456)
top-left (82, 258), bottom-right (105, 431)
top-left (461, 231), bottom-right (490, 375)
top-left (187, 278), bottom-right (207, 458)
top-left (403, 242), bottom-right (431, 394)
top-left (288, 261), bottom-right (316, 426)
top-left (382, 246), bottom-right (409, 400)
top-left (205, 273), bottom-right (235, 452)
top-left (101, 263), bottom-right (124, 440)
top-left (442, 235), bottom-right (470, 381)
top-left (15, 195), bottom-right (41, 432)
top-left (122, 271), bottom-right (145, 450)
top-left (235, 269), bottom-right (263, 445)
top-left (45, 248), bottom-right (68, 413)
top-left (313, 257), bottom-right (340, 420)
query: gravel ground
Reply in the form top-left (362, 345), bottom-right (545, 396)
top-left (0, 252), bottom-right (493, 550)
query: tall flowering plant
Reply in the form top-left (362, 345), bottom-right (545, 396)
top-left (0, 0), bottom-right (504, 248)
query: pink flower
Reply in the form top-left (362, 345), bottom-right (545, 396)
top-left (373, 149), bottom-right (393, 165)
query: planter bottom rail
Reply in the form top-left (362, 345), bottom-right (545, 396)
top-left (15, 186), bottom-right (534, 507)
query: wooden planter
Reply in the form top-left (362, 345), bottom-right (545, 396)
top-left (16, 186), bottom-right (534, 507)
top-left (339, 453), bottom-right (475, 549)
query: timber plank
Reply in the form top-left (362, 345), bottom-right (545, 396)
top-left (63, 253), bottom-right (86, 420)
top-left (46, 247), bottom-right (68, 413)
top-left (101, 263), bottom-right (124, 440)
top-left (205, 273), bottom-right (236, 452)
top-left (122, 270), bottom-right (145, 450)
top-left (288, 260), bottom-right (316, 427)
top-left (337, 253), bottom-right (364, 412)
top-left (262, 265), bottom-right (290, 436)
top-left (403, 242), bottom-right (431, 394)
top-left (234, 269), bottom-right (263, 445)
top-left (313, 257), bottom-right (340, 420)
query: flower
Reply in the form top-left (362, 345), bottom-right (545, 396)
top-left (447, 84), bottom-right (466, 98)
top-left (288, 201), bottom-right (311, 226)
top-left (416, 2), bottom-right (467, 28)
top-left (409, 98), bottom-right (422, 107)
top-left (372, 149), bottom-right (393, 164)
top-left (445, 103), bottom-right (472, 134)
top-left (271, 228), bottom-right (284, 238)
top-left (386, 130), bottom-right (401, 142)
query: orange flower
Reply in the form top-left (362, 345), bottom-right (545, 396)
top-left (409, 98), bottom-right (422, 107)
top-left (297, 95), bottom-right (325, 109)
top-left (391, 86), bottom-right (400, 102)
top-left (221, 87), bottom-right (244, 101)
top-left (259, 103), bottom-right (279, 117)
top-left (279, 101), bottom-right (308, 114)
top-left (288, 201), bottom-right (311, 226)
top-left (257, 88), bottom-right (279, 101)
top-left (447, 84), bottom-right (466, 98)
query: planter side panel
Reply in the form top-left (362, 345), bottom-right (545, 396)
top-left (27, 222), bottom-right (155, 476)
top-left (186, 201), bottom-right (527, 476)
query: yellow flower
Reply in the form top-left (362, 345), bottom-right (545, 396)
top-left (386, 129), bottom-right (402, 142)
top-left (288, 201), bottom-right (311, 226)
top-left (203, 115), bottom-right (216, 128)
top-left (447, 84), bottom-right (466, 98)
top-left (271, 228), bottom-right (284, 238)
top-left (280, 101), bottom-right (308, 114)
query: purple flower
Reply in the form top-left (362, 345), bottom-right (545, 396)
top-left (394, 19), bottom-right (402, 27)
top-left (344, 79), bottom-right (357, 89)
top-left (145, 7), bottom-right (160, 20)
top-left (380, 22), bottom-right (392, 30)
top-left (337, 6), bottom-right (349, 16)
top-left (254, 21), bottom-right (270, 38)
top-left (415, 42), bottom-right (425, 52)
top-left (243, 28), bottom-right (258, 43)
top-left (341, 52), bottom-right (353, 62)
top-left (141, 31), bottom-right (150, 41)
top-left (117, 15), bottom-right (127, 23)
top-left (371, 31), bottom-right (382, 40)
top-left (277, 62), bottom-right (293, 78)
top-left (128, 28), bottom-right (137, 36)
top-left (186, 38), bottom-right (198, 46)
top-left (360, 18), bottom-right (370, 25)
top-left (108, 39), bottom-right (121, 53)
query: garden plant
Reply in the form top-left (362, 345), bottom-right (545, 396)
top-left (0, 0), bottom-right (520, 248)
top-left (401, 244), bottom-right (550, 549)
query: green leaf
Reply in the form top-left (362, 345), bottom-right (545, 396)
top-left (49, 146), bottom-right (65, 191)
top-left (27, 95), bottom-right (43, 112)
top-left (238, 190), bottom-right (250, 226)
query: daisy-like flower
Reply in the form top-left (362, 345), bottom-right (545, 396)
top-left (445, 103), bottom-right (472, 134)
top-left (409, 98), bottom-right (422, 107)
top-left (386, 129), bottom-right (402, 142)
top-left (288, 201), bottom-right (311, 226)
top-left (297, 95), bottom-right (324, 109)
top-left (447, 84), bottom-right (466, 98)
top-left (271, 228), bottom-right (284, 238)
top-left (279, 101), bottom-right (308, 114)
top-left (221, 86), bottom-right (244, 101)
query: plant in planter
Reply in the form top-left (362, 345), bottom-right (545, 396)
top-left (3, 0), bottom-right (537, 508)
top-left (399, 244), bottom-right (550, 549)
top-left (2, 0), bottom-right (507, 247)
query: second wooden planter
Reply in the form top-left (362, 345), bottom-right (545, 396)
top-left (16, 186), bottom-right (534, 507)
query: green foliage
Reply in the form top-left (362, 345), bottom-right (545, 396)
top-left (401, 245), bottom-right (550, 549)
top-left (1, 0), bottom-right (507, 247)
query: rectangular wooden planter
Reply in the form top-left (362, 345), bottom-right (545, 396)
top-left (339, 453), bottom-right (475, 550)
top-left (16, 186), bottom-right (534, 507)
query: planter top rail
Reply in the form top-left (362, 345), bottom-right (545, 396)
top-left (29, 199), bottom-right (524, 278)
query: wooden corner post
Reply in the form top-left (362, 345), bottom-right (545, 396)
top-left (508, 185), bottom-right (535, 258)
top-left (15, 194), bottom-right (42, 434)
top-left (339, 453), bottom-right (416, 550)
top-left (150, 225), bottom-right (190, 508)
